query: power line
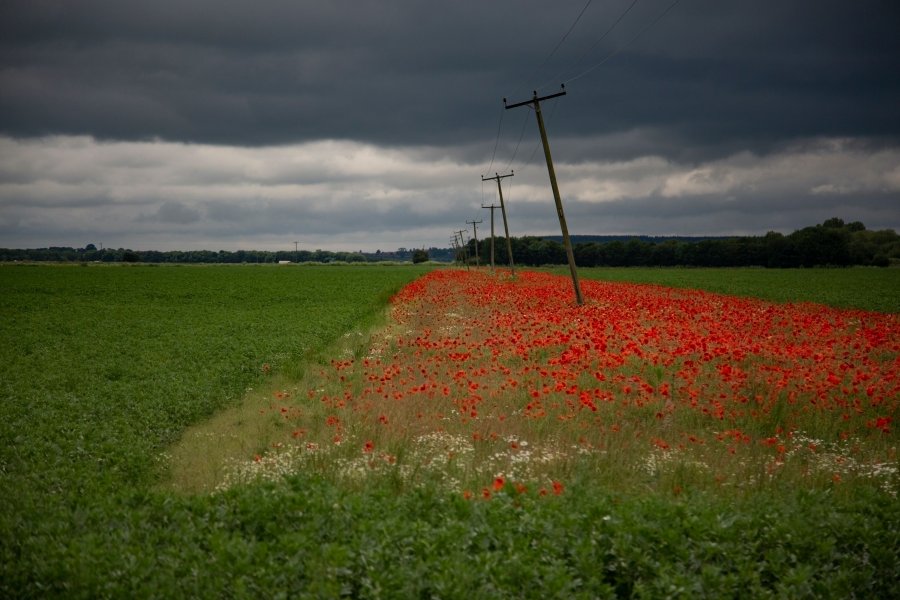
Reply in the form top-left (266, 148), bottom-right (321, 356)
top-left (538, 0), bottom-right (638, 89)
top-left (482, 172), bottom-right (516, 275)
top-left (487, 0), bottom-right (682, 221)
top-left (484, 104), bottom-right (505, 175)
top-left (504, 92), bottom-right (559, 174)
top-left (497, 1), bottom-right (598, 182)
top-left (466, 218), bottom-right (483, 267)
top-left (504, 86), bottom-right (584, 305)
top-left (520, 96), bottom-right (561, 170)
top-left (524, 0), bottom-right (595, 90)
top-left (505, 111), bottom-right (531, 170)
top-left (553, 0), bottom-right (641, 87)
top-left (481, 201), bottom-right (499, 271)
top-left (564, 0), bottom-right (682, 84)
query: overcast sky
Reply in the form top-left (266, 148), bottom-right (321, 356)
top-left (2, 0), bottom-right (898, 252)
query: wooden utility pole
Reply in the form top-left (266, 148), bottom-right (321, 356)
top-left (481, 203), bottom-right (498, 271)
top-left (466, 219), bottom-right (483, 267)
top-left (505, 84), bottom-right (583, 305)
top-left (455, 229), bottom-right (470, 270)
top-left (481, 172), bottom-right (516, 276)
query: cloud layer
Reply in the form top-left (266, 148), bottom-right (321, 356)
top-left (1, 0), bottom-right (898, 249)
top-left (2, 135), bottom-right (896, 251)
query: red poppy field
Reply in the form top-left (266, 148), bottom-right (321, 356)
top-left (220, 269), bottom-right (899, 498)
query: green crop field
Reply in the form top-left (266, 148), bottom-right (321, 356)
top-left (561, 266), bottom-right (900, 313)
top-left (1, 264), bottom-right (897, 598)
top-left (0, 264), bottom-right (430, 596)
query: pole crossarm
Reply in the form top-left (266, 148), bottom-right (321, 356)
top-left (481, 172), bottom-right (514, 183)
top-left (503, 86), bottom-right (567, 110)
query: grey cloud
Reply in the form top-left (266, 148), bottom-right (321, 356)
top-left (2, 0), bottom-right (897, 157)
top-left (563, 191), bottom-right (899, 237)
top-left (1, 1), bottom-right (899, 251)
top-left (152, 201), bottom-right (202, 224)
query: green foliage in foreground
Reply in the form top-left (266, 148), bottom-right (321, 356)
top-left (2, 264), bottom-right (898, 598)
top-left (565, 266), bottom-right (900, 314)
top-left (4, 475), bottom-right (898, 599)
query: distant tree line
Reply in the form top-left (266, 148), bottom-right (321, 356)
top-left (462, 219), bottom-right (898, 268)
top-left (0, 245), bottom-right (363, 264)
top-left (3, 219), bottom-right (896, 267)
top-left (0, 243), bottom-right (445, 264)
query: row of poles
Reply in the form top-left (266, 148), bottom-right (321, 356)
top-left (454, 169), bottom-right (515, 269)
top-left (460, 84), bottom-right (584, 305)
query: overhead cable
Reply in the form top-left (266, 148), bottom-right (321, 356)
top-left (505, 111), bottom-right (532, 170)
top-left (525, 0), bottom-right (594, 90)
top-left (485, 105), bottom-right (505, 175)
top-left (564, 0), bottom-right (682, 84)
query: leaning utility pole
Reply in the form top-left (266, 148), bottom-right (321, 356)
top-left (504, 84), bottom-right (583, 305)
top-left (481, 203), bottom-right (498, 271)
top-left (481, 171), bottom-right (516, 276)
top-left (466, 218), bottom-right (482, 267)
top-left (450, 236), bottom-right (460, 266)
top-left (456, 229), bottom-right (470, 270)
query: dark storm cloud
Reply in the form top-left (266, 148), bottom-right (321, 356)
top-left (2, 1), bottom-right (899, 251)
top-left (1, 0), bottom-right (516, 146)
top-left (3, 0), bottom-right (898, 156)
